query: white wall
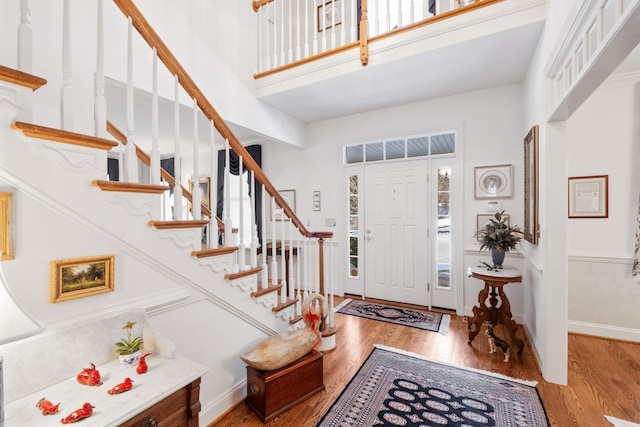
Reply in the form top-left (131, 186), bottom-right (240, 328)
top-left (566, 73), bottom-right (640, 338)
top-left (263, 83), bottom-right (527, 318)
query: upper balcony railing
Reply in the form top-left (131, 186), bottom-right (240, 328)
top-left (253, 0), bottom-right (502, 76)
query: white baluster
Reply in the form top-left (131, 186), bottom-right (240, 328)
top-left (124, 17), bottom-right (138, 182)
top-left (273, 1), bottom-right (279, 67)
top-left (296, 231), bottom-right (302, 307)
top-left (271, 196), bottom-right (278, 295)
top-left (313, 0), bottom-right (319, 55)
top-left (261, 186), bottom-right (268, 289)
top-left (385, 0), bottom-right (391, 32)
top-left (289, 221), bottom-right (294, 295)
top-left (304, 0), bottom-right (310, 58)
top-left (192, 99), bottom-right (201, 221)
top-left (280, 0), bottom-right (285, 65)
top-left (266, 5), bottom-right (272, 70)
top-left (94, 0), bottom-right (106, 138)
top-left (238, 156), bottom-right (246, 270)
top-left (397, 0), bottom-right (403, 28)
top-left (350, 0), bottom-right (357, 42)
top-left (331, 0), bottom-right (337, 49)
top-left (340, 0), bottom-right (346, 46)
top-left (410, 0), bottom-right (416, 24)
top-left (250, 171), bottom-right (259, 268)
top-left (61, 0), bottom-right (73, 131)
top-left (224, 139), bottom-right (233, 247)
top-left (304, 237), bottom-right (310, 299)
top-left (173, 76), bottom-right (183, 220)
top-left (209, 120), bottom-right (218, 248)
top-left (257, 7), bottom-right (263, 73)
top-left (321, 2), bottom-right (327, 52)
top-left (150, 48), bottom-right (160, 185)
top-left (287, 0), bottom-right (293, 63)
top-left (18, 0), bottom-right (32, 73)
top-left (295, 0), bottom-right (301, 61)
top-left (280, 212), bottom-right (287, 304)
top-left (328, 238), bottom-right (335, 329)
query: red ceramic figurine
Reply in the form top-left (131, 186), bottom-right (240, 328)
top-left (60, 402), bottom-right (94, 424)
top-left (136, 353), bottom-right (151, 374)
top-left (36, 398), bottom-right (60, 415)
top-left (76, 363), bottom-right (102, 386)
top-left (107, 377), bottom-right (134, 394)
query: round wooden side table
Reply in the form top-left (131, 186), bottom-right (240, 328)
top-left (467, 264), bottom-right (524, 354)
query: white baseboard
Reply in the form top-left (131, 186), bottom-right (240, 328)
top-left (568, 320), bottom-right (640, 342)
top-left (199, 380), bottom-right (246, 426)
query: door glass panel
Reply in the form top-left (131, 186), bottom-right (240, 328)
top-left (437, 167), bottom-right (451, 289)
top-left (349, 175), bottom-right (359, 277)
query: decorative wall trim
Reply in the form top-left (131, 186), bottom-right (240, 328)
top-left (568, 320), bottom-right (640, 342)
top-left (568, 252), bottom-right (633, 264)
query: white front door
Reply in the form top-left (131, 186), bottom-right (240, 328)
top-left (364, 161), bottom-right (429, 305)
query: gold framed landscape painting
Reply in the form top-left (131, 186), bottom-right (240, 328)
top-left (0, 192), bottom-right (14, 260)
top-left (50, 255), bottom-right (115, 303)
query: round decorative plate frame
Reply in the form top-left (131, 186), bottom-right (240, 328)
top-left (479, 170), bottom-right (507, 195)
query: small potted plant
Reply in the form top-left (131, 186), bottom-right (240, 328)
top-left (476, 211), bottom-right (523, 269)
top-left (115, 320), bottom-right (144, 368)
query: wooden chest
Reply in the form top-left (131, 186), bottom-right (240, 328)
top-left (245, 351), bottom-right (324, 423)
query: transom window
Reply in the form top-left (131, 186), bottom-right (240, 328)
top-left (344, 132), bottom-right (456, 164)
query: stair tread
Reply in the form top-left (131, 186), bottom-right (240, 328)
top-left (12, 121), bottom-right (119, 150)
top-left (251, 283), bottom-right (282, 298)
top-left (224, 266), bottom-right (262, 281)
top-left (93, 180), bottom-right (169, 194)
top-left (273, 298), bottom-right (297, 312)
top-left (191, 246), bottom-right (237, 258)
top-left (148, 219), bottom-right (209, 230)
top-left (0, 65), bottom-right (47, 90)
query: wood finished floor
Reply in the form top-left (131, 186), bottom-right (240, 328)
top-left (209, 297), bottom-right (640, 426)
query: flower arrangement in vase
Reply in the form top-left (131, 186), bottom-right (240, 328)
top-left (475, 211), bottom-right (523, 269)
top-left (115, 320), bottom-right (144, 368)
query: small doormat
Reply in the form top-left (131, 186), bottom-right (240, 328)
top-left (317, 345), bottom-right (549, 427)
top-left (335, 299), bottom-right (450, 334)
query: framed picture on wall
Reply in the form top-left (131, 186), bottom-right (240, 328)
top-left (474, 164), bottom-right (513, 200)
top-left (50, 255), bottom-right (115, 303)
top-left (524, 125), bottom-right (539, 244)
top-left (0, 192), bottom-right (14, 260)
top-left (568, 175), bottom-right (608, 218)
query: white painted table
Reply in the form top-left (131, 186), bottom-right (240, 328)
top-left (5, 355), bottom-right (207, 426)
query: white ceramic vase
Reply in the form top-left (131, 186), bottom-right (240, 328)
top-left (118, 350), bottom-right (141, 368)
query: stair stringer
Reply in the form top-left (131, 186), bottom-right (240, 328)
top-left (0, 108), bottom-right (293, 338)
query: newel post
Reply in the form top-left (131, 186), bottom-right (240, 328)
top-left (318, 237), bottom-right (325, 295)
top-left (359, 0), bottom-right (369, 65)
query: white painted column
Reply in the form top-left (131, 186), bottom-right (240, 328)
top-left (250, 171), bottom-right (259, 268)
top-left (261, 185), bottom-right (268, 289)
top-left (224, 139), bottom-right (233, 247)
top-left (271, 196), bottom-right (278, 293)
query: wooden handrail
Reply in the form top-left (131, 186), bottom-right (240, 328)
top-left (106, 120), bottom-right (224, 231)
top-left (112, 0), bottom-right (332, 241)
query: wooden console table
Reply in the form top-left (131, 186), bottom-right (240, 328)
top-left (467, 265), bottom-right (524, 354)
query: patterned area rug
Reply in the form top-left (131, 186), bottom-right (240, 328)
top-left (336, 299), bottom-right (450, 335)
top-left (317, 345), bottom-right (549, 427)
